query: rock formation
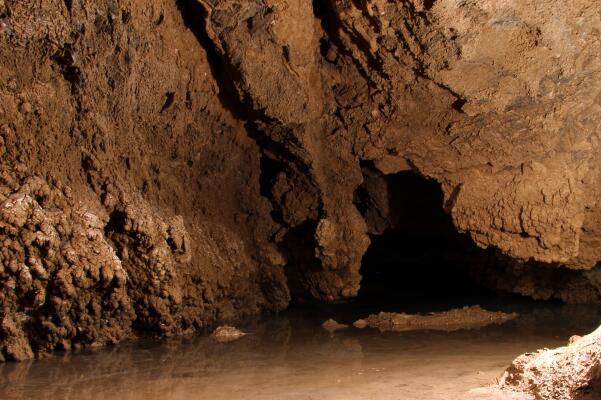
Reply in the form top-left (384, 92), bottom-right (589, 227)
top-left (1, 0), bottom-right (601, 361)
top-left (0, 0), bottom-right (289, 361)
top-left (500, 326), bottom-right (601, 399)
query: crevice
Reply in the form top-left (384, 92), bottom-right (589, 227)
top-left (280, 219), bottom-right (322, 304)
top-left (452, 98), bottom-right (467, 112)
top-left (259, 154), bottom-right (282, 199)
top-left (177, 0), bottom-right (312, 173)
top-left (63, 0), bottom-right (73, 13)
top-left (104, 209), bottom-right (127, 236)
top-left (415, 69), bottom-right (467, 112)
top-left (424, 0), bottom-right (437, 10)
top-left (312, 0), bottom-right (380, 84)
top-left (160, 92), bottom-right (175, 113)
top-left (444, 183), bottom-right (462, 213)
top-left (52, 43), bottom-right (83, 95)
top-left (176, 0), bottom-right (259, 122)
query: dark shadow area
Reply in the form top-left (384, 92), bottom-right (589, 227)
top-left (352, 165), bottom-right (515, 313)
top-left (284, 163), bottom-right (598, 323)
top-left (351, 165), bottom-right (601, 312)
top-left (281, 219), bottom-right (322, 304)
top-left (259, 154), bottom-right (283, 199)
top-left (424, 0), bottom-right (437, 10)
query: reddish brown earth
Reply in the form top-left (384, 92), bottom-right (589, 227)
top-left (1, 0), bottom-right (601, 371)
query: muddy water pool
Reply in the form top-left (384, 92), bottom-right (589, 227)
top-left (1, 297), bottom-right (599, 400)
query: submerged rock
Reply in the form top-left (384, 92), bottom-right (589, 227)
top-left (321, 319), bottom-right (349, 333)
top-left (353, 319), bottom-right (368, 329)
top-left (360, 306), bottom-right (518, 332)
top-left (500, 326), bottom-right (601, 399)
top-left (211, 326), bottom-right (247, 343)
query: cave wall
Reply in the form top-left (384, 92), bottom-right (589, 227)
top-left (1, 0), bottom-right (601, 360)
top-left (0, 0), bottom-right (288, 361)
top-left (199, 0), bottom-right (601, 299)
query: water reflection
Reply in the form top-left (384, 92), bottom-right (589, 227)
top-left (1, 302), bottom-right (600, 400)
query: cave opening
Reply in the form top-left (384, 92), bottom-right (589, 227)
top-left (351, 164), bottom-right (511, 314)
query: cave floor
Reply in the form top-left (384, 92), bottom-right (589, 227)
top-left (1, 298), bottom-right (599, 400)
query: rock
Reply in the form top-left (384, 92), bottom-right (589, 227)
top-left (211, 326), bottom-right (247, 343)
top-left (353, 319), bottom-right (368, 329)
top-left (360, 306), bottom-right (518, 332)
top-left (322, 319), bottom-right (349, 333)
top-left (0, 316), bottom-right (33, 362)
top-left (500, 326), bottom-right (601, 399)
top-left (19, 102), bottom-right (32, 114)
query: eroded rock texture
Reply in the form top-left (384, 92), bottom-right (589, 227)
top-left (199, 0), bottom-right (601, 299)
top-left (0, 0), bottom-right (288, 361)
top-left (500, 326), bottom-right (601, 399)
top-left (1, 0), bottom-right (601, 359)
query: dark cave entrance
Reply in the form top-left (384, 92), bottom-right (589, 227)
top-left (352, 164), bottom-right (502, 312)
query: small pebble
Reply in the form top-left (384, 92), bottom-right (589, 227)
top-left (353, 319), bottom-right (368, 329)
top-left (325, 46), bottom-right (338, 63)
top-left (20, 102), bottom-right (32, 114)
top-left (322, 319), bottom-right (349, 333)
top-left (211, 325), bottom-right (247, 343)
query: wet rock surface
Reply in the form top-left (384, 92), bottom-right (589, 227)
top-left (500, 325), bottom-right (601, 400)
top-left (211, 326), bottom-right (247, 343)
top-left (321, 319), bottom-right (349, 333)
top-left (358, 306), bottom-right (518, 333)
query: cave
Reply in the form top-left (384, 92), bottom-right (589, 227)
top-left (354, 168), bottom-right (493, 310)
top-left (2, 0), bottom-right (601, 399)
